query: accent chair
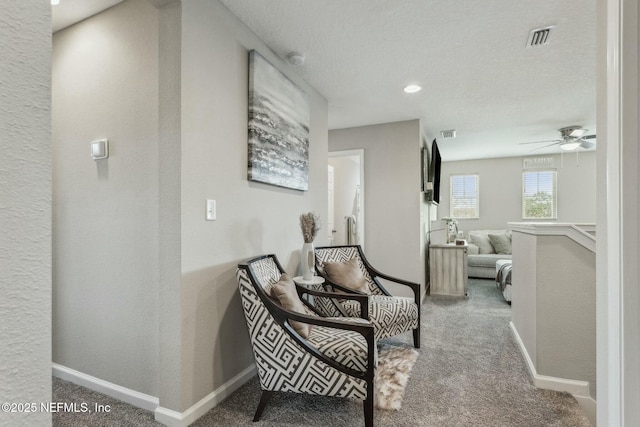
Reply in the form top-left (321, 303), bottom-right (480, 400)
top-left (314, 245), bottom-right (422, 348)
top-left (236, 254), bottom-right (377, 427)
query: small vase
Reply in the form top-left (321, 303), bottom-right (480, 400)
top-left (301, 242), bottom-right (315, 280)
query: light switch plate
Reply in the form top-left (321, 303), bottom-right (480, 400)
top-left (206, 199), bottom-right (216, 221)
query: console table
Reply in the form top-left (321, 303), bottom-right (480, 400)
top-left (429, 243), bottom-right (468, 296)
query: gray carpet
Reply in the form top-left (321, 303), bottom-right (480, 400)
top-left (52, 378), bottom-right (161, 427)
top-left (53, 279), bottom-right (592, 427)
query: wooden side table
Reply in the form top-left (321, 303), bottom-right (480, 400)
top-left (429, 243), bottom-right (468, 296)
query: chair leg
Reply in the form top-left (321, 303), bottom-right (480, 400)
top-left (413, 328), bottom-right (420, 349)
top-left (253, 390), bottom-right (274, 422)
top-left (363, 392), bottom-right (374, 427)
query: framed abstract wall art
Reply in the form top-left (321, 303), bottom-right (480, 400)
top-left (248, 50), bottom-right (310, 191)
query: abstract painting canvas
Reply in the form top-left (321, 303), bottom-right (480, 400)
top-left (248, 50), bottom-right (310, 191)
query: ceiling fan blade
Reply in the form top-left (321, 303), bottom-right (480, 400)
top-left (530, 141), bottom-right (563, 151)
top-left (519, 139), bottom-right (562, 145)
top-left (580, 140), bottom-right (596, 149)
top-left (581, 134), bottom-right (597, 140)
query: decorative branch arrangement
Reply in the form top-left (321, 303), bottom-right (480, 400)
top-left (299, 212), bottom-right (320, 243)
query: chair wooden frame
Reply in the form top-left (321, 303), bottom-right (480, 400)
top-left (237, 254), bottom-right (377, 427)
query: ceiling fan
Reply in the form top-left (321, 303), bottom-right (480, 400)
top-left (520, 126), bottom-right (597, 151)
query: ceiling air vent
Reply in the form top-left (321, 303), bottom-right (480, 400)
top-left (526, 26), bottom-right (554, 47)
top-left (441, 129), bottom-right (456, 139)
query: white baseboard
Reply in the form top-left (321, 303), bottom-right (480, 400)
top-left (509, 322), bottom-right (596, 426)
top-left (53, 362), bottom-right (257, 427)
top-left (573, 394), bottom-right (597, 426)
top-left (154, 363), bottom-right (257, 427)
top-left (52, 363), bottom-right (159, 412)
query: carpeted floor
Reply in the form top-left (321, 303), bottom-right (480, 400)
top-left (53, 279), bottom-right (592, 427)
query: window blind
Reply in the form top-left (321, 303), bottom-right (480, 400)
top-left (522, 170), bottom-right (557, 219)
top-left (450, 174), bottom-right (479, 218)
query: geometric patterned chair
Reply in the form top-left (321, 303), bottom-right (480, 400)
top-left (237, 254), bottom-right (377, 427)
top-left (314, 245), bottom-right (421, 348)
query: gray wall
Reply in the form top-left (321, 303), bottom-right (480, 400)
top-left (511, 231), bottom-right (596, 400)
top-left (52, 0), bottom-right (328, 413)
top-left (439, 152), bottom-right (596, 233)
top-left (178, 0), bottom-right (328, 410)
top-left (329, 120), bottom-right (427, 295)
top-left (511, 232), bottom-right (538, 366)
top-left (52, 0), bottom-right (161, 397)
top-left (156, 0), bottom-right (183, 412)
top-left (537, 236), bottom-right (596, 398)
top-left (0, 2), bottom-right (52, 426)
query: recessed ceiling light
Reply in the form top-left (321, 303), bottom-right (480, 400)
top-left (403, 84), bottom-right (422, 94)
top-left (286, 52), bottom-right (305, 66)
top-left (51, 0), bottom-right (60, 5)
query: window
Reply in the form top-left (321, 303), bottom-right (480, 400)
top-left (522, 170), bottom-right (557, 219)
top-left (450, 174), bottom-right (479, 218)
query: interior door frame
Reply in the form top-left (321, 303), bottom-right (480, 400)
top-left (598, 0), bottom-right (640, 425)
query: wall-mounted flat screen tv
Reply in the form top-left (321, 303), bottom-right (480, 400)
top-left (430, 139), bottom-right (441, 205)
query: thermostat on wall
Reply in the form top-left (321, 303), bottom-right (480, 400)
top-left (91, 139), bottom-right (109, 160)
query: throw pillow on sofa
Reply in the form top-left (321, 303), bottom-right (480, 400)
top-left (468, 232), bottom-right (495, 254)
top-left (488, 233), bottom-right (512, 255)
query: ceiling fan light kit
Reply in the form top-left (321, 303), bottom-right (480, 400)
top-left (560, 141), bottom-right (581, 151)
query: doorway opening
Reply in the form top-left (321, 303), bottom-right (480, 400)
top-left (328, 149), bottom-right (365, 248)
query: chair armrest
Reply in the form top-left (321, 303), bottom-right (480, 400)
top-left (368, 270), bottom-right (421, 301)
top-left (314, 272), bottom-right (368, 295)
top-left (296, 283), bottom-right (370, 320)
top-left (283, 308), bottom-right (373, 332)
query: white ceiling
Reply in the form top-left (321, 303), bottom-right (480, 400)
top-left (52, 0), bottom-right (124, 33)
top-left (53, 0), bottom-right (597, 161)
top-left (219, 0), bottom-right (596, 161)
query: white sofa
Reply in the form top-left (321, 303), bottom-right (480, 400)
top-left (466, 229), bottom-right (512, 279)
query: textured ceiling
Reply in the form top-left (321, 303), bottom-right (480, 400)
top-left (52, 0), bottom-right (124, 32)
top-left (53, 0), bottom-right (596, 161)
top-left (219, 0), bottom-right (596, 161)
